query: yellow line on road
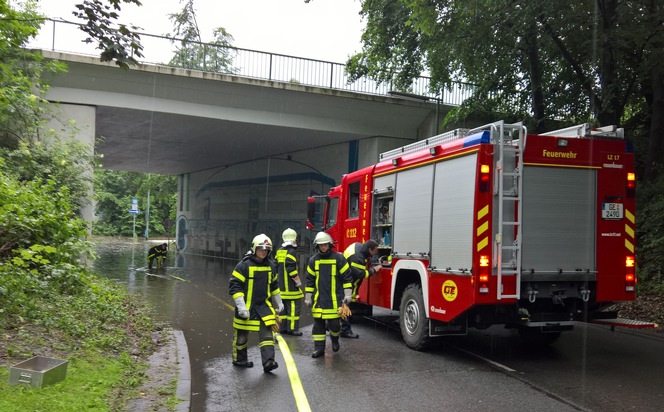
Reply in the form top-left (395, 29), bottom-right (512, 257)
top-left (274, 333), bottom-right (311, 412)
top-left (167, 274), bottom-right (190, 282)
top-left (204, 290), bottom-right (310, 410)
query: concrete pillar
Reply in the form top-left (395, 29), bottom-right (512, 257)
top-left (44, 103), bottom-right (96, 232)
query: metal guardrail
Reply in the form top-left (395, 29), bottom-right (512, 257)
top-left (31, 19), bottom-right (475, 106)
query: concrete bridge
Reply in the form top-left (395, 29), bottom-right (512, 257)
top-left (41, 49), bottom-right (460, 257)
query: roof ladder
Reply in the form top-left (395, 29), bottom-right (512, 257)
top-left (470, 121), bottom-right (527, 300)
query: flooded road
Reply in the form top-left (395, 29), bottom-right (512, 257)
top-left (93, 237), bottom-right (318, 410)
top-left (93, 237), bottom-right (664, 412)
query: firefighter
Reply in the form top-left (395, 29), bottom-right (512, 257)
top-left (275, 228), bottom-right (304, 336)
top-left (147, 243), bottom-right (168, 270)
top-left (229, 234), bottom-right (284, 373)
top-left (341, 239), bottom-right (381, 338)
top-left (305, 232), bottom-right (353, 358)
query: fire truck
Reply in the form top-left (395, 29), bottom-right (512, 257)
top-left (307, 120), bottom-right (648, 349)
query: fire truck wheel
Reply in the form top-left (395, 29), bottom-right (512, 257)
top-left (399, 283), bottom-right (432, 351)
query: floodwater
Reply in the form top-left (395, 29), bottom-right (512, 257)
top-left (92, 237), bottom-right (314, 410)
top-left (94, 239), bottom-right (616, 412)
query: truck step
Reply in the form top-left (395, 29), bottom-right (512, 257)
top-left (591, 318), bottom-right (658, 329)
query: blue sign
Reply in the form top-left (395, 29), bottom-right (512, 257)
top-left (129, 209), bottom-right (140, 215)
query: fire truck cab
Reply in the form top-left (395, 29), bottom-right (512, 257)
top-left (307, 121), bottom-right (639, 349)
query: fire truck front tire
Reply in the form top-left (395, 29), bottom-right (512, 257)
top-left (399, 283), bottom-right (432, 351)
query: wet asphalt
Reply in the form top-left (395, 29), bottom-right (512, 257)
top-left (94, 238), bottom-right (664, 411)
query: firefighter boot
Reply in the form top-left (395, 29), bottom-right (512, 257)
top-left (263, 359), bottom-right (278, 373)
top-left (340, 319), bottom-right (359, 338)
top-left (232, 349), bottom-right (253, 367)
top-left (311, 342), bottom-right (325, 358)
top-left (331, 336), bottom-right (340, 352)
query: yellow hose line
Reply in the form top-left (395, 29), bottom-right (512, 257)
top-left (206, 290), bottom-right (310, 411)
top-left (167, 274), bottom-right (190, 282)
top-left (205, 292), bottom-right (235, 311)
top-left (274, 333), bottom-right (311, 412)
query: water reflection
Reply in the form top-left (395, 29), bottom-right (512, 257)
top-left (93, 237), bottom-right (239, 408)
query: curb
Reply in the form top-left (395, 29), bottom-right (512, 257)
top-left (173, 330), bottom-right (191, 411)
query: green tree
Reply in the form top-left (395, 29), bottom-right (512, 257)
top-left (347, 0), bottom-right (663, 164)
top-left (94, 170), bottom-right (176, 237)
top-left (0, 0), bottom-right (66, 149)
top-left (166, 0), bottom-right (238, 73)
top-left (72, 0), bottom-right (144, 69)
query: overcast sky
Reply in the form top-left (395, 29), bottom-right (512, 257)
top-left (36, 0), bottom-right (365, 63)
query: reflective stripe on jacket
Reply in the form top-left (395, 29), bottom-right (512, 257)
top-left (229, 255), bottom-right (280, 331)
top-left (276, 245), bottom-right (304, 299)
top-left (305, 251), bottom-right (352, 319)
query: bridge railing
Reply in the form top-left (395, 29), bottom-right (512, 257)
top-left (31, 19), bottom-right (475, 106)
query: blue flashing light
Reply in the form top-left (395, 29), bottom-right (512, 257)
top-left (625, 140), bottom-right (634, 153)
top-left (463, 131), bottom-right (491, 147)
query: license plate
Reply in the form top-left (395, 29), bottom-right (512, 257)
top-left (602, 202), bottom-right (623, 220)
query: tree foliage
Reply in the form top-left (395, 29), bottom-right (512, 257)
top-left (72, 0), bottom-right (144, 69)
top-left (166, 0), bottom-right (238, 73)
top-left (0, 0), bottom-right (67, 149)
top-left (348, 0), bottom-right (664, 174)
top-left (94, 170), bottom-right (177, 237)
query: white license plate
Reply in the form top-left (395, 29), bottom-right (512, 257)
top-left (602, 202), bottom-right (623, 220)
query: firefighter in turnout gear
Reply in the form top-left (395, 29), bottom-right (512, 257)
top-left (229, 234), bottom-right (284, 373)
top-left (305, 232), bottom-right (353, 358)
top-left (275, 228), bottom-right (304, 336)
top-left (341, 240), bottom-right (381, 338)
top-left (147, 243), bottom-right (168, 270)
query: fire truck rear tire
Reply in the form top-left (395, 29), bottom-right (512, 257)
top-left (399, 283), bottom-right (432, 351)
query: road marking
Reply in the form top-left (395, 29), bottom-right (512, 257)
top-left (205, 290), bottom-right (311, 410)
top-left (274, 333), bottom-right (311, 412)
top-left (452, 346), bottom-right (516, 372)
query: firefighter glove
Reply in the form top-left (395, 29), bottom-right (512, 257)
top-left (343, 289), bottom-right (353, 305)
top-left (304, 293), bottom-right (312, 307)
top-left (272, 293), bottom-right (284, 314)
top-left (293, 276), bottom-right (302, 288)
top-left (234, 297), bottom-right (250, 319)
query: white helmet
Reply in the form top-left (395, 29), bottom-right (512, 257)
top-left (282, 228), bottom-right (297, 243)
top-left (251, 234), bottom-right (273, 254)
top-left (313, 232), bottom-right (334, 246)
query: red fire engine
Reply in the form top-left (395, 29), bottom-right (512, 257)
top-left (307, 121), bottom-right (651, 349)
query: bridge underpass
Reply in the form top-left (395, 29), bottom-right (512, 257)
top-left (41, 50), bottom-right (464, 256)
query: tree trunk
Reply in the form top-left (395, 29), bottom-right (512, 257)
top-left (597, 0), bottom-right (622, 126)
top-left (524, 22), bottom-right (546, 132)
top-left (645, 65), bottom-right (664, 181)
top-left (644, 0), bottom-right (664, 181)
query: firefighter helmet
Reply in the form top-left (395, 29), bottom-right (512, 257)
top-left (282, 228), bottom-right (297, 243)
top-left (251, 234), bottom-right (273, 253)
top-left (313, 232), bottom-right (334, 246)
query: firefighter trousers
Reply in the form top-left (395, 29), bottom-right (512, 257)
top-left (232, 323), bottom-right (275, 366)
top-left (279, 298), bottom-right (302, 333)
top-left (312, 317), bottom-right (340, 351)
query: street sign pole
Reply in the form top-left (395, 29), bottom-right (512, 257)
top-left (130, 198), bottom-right (140, 240)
